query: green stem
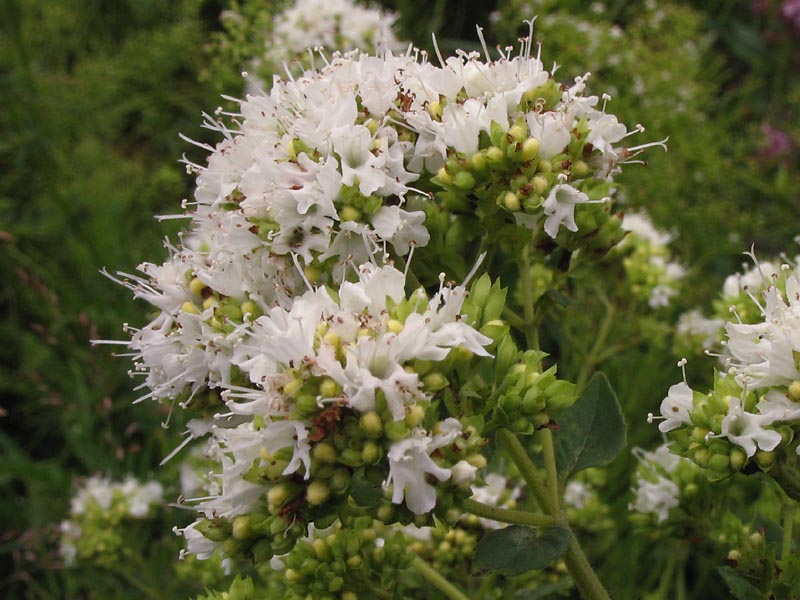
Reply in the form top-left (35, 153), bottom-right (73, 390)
top-left (462, 498), bottom-right (558, 528)
top-left (412, 556), bottom-right (471, 600)
top-left (653, 551), bottom-right (677, 600)
top-left (575, 286), bottom-right (615, 391)
top-left (782, 502), bottom-right (795, 560)
top-left (497, 428), bottom-right (557, 515)
top-left (676, 563), bottom-right (687, 600)
top-left (519, 243), bottom-right (539, 351)
top-left (539, 427), bottom-right (561, 509)
top-left (563, 530), bottom-right (611, 600)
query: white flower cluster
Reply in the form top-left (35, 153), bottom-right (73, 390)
top-left (619, 211), bottom-right (685, 308)
top-left (107, 32), bottom-right (650, 561)
top-left (266, 0), bottom-right (399, 67)
top-left (59, 475), bottom-right (163, 566)
top-left (658, 258), bottom-right (800, 469)
top-left (629, 446), bottom-right (684, 524)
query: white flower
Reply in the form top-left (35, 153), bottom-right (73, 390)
top-left (371, 206), bottom-right (430, 255)
top-left (630, 476), bottom-right (679, 523)
top-left (658, 382), bottom-right (694, 432)
top-left (542, 184), bottom-right (589, 238)
top-left (384, 419), bottom-right (463, 514)
top-left (720, 396), bottom-right (782, 458)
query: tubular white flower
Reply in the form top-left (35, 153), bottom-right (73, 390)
top-left (658, 382), bottom-right (694, 433)
top-left (720, 397), bottom-right (782, 458)
top-left (385, 420), bottom-right (463, 514)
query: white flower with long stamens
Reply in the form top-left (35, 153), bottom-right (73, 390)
top-left (657, 382), bottom-right (694, 433)
top-left (720, 396), bottom-right (782, 458)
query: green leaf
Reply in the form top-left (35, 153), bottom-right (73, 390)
top-left (553, 372), bottom-right (626, 480)
top-left (473, 525), bottom-right (570, 577)
top-left (718, 567), bottom-right (764, 600)
top-left (349, 472), bottom-right (382, 508)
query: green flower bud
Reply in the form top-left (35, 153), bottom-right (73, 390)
top-left (385, 420), bottom-right (410, 442)
top-left (469, 152), bottom-right (487, 171)
top-left (307, 480), bottom-right (331, 505)
top-left (313, 442), bottom-right (338, 464)
top-left (521, 138), bottom-right (540, 161)
top-left (789, 381), bottom-right (800, 402)
top-left (296, 393), bottom-right (319, 416)
top-left (285, 568), bottom-right (303, 583)
top-left (361, 441), bottom-right (381, 464)
top-left (404, 404), bottom-right (427, 427)
top-left (453, 171), bottom-right (476, 191)
top-left (572, 160), bottom-right (589, 176)
top-left (340, 206), bottom-right (361, 222)
top-left (339, 448), bottom-right (364, 468)
top-left (502, 191), bottom-right (520, 211)
top-left (189, 277), bottom-right (207, 296)
top-left (232, 515), bottom-right (251, 540)
top-left (755, 449), bottom-right (775, 469)
top-left (268, 483), bottom-right (294, 508)
top-left (331, 469), bottom-right (350, 493)
top-left (729, 448), bottom-right (747, 471)
top-left (422, 372), bottom-right (448, 392)
top-left (436, 167), bottom-right (453, 186)
top-left (359, 411), bottom-right (383, 438)
top-left (486, 146), bottom-right (504, 164)
top-left (708, 453), bottom-right (730, 473)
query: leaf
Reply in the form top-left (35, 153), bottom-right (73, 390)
top-left (718, 567), bottom-right (764, 600)
top-left (473, 525), bottom-right (570, 577)
top-left (553, 372), bottom-right (626, 480)
top-left (349, 472), bottom-right (382, 508)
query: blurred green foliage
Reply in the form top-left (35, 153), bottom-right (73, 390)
top-left (1, 0), bottom-right (798, 598)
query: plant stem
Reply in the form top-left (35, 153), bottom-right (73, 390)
top-left (563, 530), bottom-right (611, 600)
top-left (462, 498), bottom-right (557, 527)
top-left (539, 427), bottom-right (561, 508)
top-left (412, 556), bottom-right (471, 600)
top-left (519, 244), bottom-right (539, 351)
top-left (497, 428), bottom-right (557, 515)
top-left (575, 286), bottom-right (615, 391)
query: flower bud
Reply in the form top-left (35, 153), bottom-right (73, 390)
top-left (307, 480), bottom-right (331, 505)
top-left (385, 420), bottom-right (410, 442)
top-left (521, 138), bottom-right (540, 161)
top-left (404, 404), bottom-right (426, 427)
top-left (454, 171), bottom-right (476, 191)
top-left (313, 442), bottom-right (338, 464)
top-left (232, 515), bottom-right (250, 540)
top-left (359, 411), bottom-right (383, 438)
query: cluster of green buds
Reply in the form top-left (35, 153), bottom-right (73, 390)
top-left (659, 373), bottom-right (794, 482)
top-left (489, 348), bottom-right (578, 434)
top-left (276, 518), bottom-right (417, 600)
top-left (59, 475), bottom-right (163, 568)
top-left (431, 95), bottom-right (623, 255)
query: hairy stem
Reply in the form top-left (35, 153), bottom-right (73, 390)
top-left (539, 427), bottom-right (561, 508)
top-left (463, 498), bottom-right (557, 528)
top-left (497, 428), bottom-right (557, 515)
top-left (563, 530), bottom-right (612, 600)
top-left (412, 556), bottom-right (471, 600)
top-left (575, 286), bottom-right (615, 391)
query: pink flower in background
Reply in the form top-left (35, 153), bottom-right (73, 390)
top-left (759, 123), bottom-right (796, 162)
top-left (781, 0), bottom-right (800, 28)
